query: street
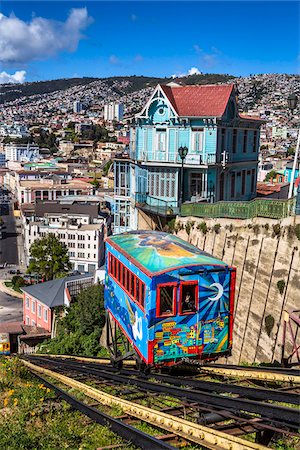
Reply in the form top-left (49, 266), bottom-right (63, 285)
top-left (0, 289), bottom-right (23, 323)
top-left (0, 197), bottom-right (19, 266)
top-left (0, 193), bottom-right (23, 324)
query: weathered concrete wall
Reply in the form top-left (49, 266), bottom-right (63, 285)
top-left (176, 216), bottom-right (300, 364)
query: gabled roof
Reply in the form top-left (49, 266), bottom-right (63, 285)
top-left (22, 274), bottom-right (93, 308)
top-left (160, 84), bottom-right (235, 117)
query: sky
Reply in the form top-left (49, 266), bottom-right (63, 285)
top-left (0, 1), bottom-right (299, 83)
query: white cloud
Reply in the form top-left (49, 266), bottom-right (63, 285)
top-left (109, 55), bottom-right (120, 65)
top-left (193, 44), bottom-right (202, 54)
top-left (134, 54), bottom-right (143, 62)
top-left (0, 8), bottom-right (92, 63)
top-left (171, 66), bottom-right (202, 78)
top-left (0, 70), bottom-right (26, 84)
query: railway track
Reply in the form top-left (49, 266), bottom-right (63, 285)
top-left (200, 364), bottom-right (300, 383)
top-left (23, 355), bottom-right (299, 447)
top-left (32, 355), bottom-right (299, 405)
top-left (26, 355), bottom-right (300, 430)
top-left (33, 353), bottom-right (300, 383)
top-left (22, 358), bottom-right (271, 450)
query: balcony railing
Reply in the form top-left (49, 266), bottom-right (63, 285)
top-left (135, 193), bottom-right (180, 216)
top-left (181, 197), bottom-right (296, 220)
top-left (130, 150), bottom-right (217, 165)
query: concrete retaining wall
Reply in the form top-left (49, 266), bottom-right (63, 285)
top-left (176, 216), bottom-right (300, 364)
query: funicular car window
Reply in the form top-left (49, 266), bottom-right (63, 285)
top-left (180, 282), bottom-right (197, 314)
top-left (158, 284), bottom-right (176, 317)
top-left (108, 252), bottom-right (145, 309)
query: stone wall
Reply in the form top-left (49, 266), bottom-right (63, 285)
top-left (176, 216), bottom-right (300, 364)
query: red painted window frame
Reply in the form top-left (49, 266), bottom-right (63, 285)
top-left (108, 252), bottom-right (146, 311)
top-left (178, 281), bottom-right (198, 316)
top-left (229, 267), bottom-right (236, 346)
top-left (156, 282), bottom-right (177, 318)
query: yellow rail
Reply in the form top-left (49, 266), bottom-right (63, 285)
top-left (23, 359), bottom-right (268, 450)
top-left (32, 353), bottom-right (135, 365)
top-left (200, 366), bottom-right (300, 384)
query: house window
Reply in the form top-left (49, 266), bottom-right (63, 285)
top-left (148, 168), bottom-right (176, 198)
top-left (242, 170), bottom-right (246, 195)
top-left (191, 128), bottom-right (203, 153)
top-left (26, 316), bottom-right (30, 325)
top-left (32, 300), bottom-right (36, 313)
top-left (190, 172), bottom-right (203, 199)
top-left (38, 304), bottom-right (42, 318)
top-left (251, 169), bottom-right (256, 193)
top-left (253, 130), bottom-right (257, 152)
top-left (243, 130), bottom-right (248, 153)
top-left (220, 128), bottom-right (226, 152)
top-left (78, 252), bottom-right (85, 258)
top-left (155, 129), bottom-right (166, 151)
top-left (232, 129), bottom-right (237, 153)
top-left (157, 284), bottom-right (176, 317)
top-left (32, 320), bottom-right (36, 326)
top-left (26, 297), bottom-right (30, 309)
top-left (44, 309), bottom-right (48, 322)
top-left (179, 282), bottom-right (198, 315)
top-left (231, 173), bottom-right (236, 198)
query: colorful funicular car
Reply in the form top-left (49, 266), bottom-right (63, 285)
top-left (104, 231), bottom-right (236, 369)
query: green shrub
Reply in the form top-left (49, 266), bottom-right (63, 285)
top-left (272, 224), bottom-right (281, 236)
top-left (185, 221), bottom-right (193, 236)
top-left (295, 224), bottom-right (300, 241)
top-left (265, 314), bottom-right (275, 337)
top-left (277, 279), bottom-right (285, 295)
top-left (11, 275), bottom-right (26, 289)
top-left (166, 218), bottom-right (176, 233)
top-left (197, 221), bottom-right (208, 234)
top-left (213, 223), bottom-right (221, 234)
top-left (253, 224), bottom-right (260, 235)
top-left (38, 284), bottom-right (106, 357)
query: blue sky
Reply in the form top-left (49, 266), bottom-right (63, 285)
top-left (0, 1), bottom-right (299, 83)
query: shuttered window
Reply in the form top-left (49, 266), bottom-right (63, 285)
top-left (148, 168), bottom-right (176, 198)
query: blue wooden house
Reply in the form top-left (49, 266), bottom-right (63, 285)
top-left (114, 83), bottom-right (264, 232)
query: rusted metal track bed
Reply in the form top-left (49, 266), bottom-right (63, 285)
top-left (24, 356), bottom-right (300, 431)
top-left (22, 358), bottom-right (270, 450)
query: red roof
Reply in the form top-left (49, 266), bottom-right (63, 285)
top-left (160, 84), bottom-right (234, 117)
top-left (239, 114), bottom-right (264, 122)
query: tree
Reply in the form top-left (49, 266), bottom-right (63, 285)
top-left (287, 147), bottom-right (295, 156)
top-left (264, 170), bottom-right (278, 182)
top-left (39, 284), bottom-right (106, 356)
top-left (28, 234), bottom-right (71, 281)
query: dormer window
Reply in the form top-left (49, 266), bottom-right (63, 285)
top-left (227, 100), bottom-right (236, 120)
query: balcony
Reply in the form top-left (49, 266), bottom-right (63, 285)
top-left (135, 193), bottom-right (179, 217)
top-left (131, 150), bottom-right (217, 165)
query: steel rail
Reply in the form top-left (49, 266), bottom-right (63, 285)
top-left (204, 363), bottom-right (299, 375)
top-left (36, 356), bottom-right (299, 405)
top-left (199, 366), bottom-right (300, 383)
top-left (26, 356), bottom-right (300, 428)
top-left (22, 359), bottom-right (268, 450)
top-left (30, 371), bottom-right (176, 450)
top-left (31, 353), bottom-right (300, 383)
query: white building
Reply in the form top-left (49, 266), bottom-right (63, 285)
top-left (23, 213), bottom-right (105, 273)
top-left (104, 103), bottom-right (124, 122)
top-left (5, 144), bottom-right (40, 163)
top-left (0, 152), bottom-right (6, 167)
top-left (73, 101), bottom-right (83, 113)
top-left (0, 123), bottom-right (29, 139)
